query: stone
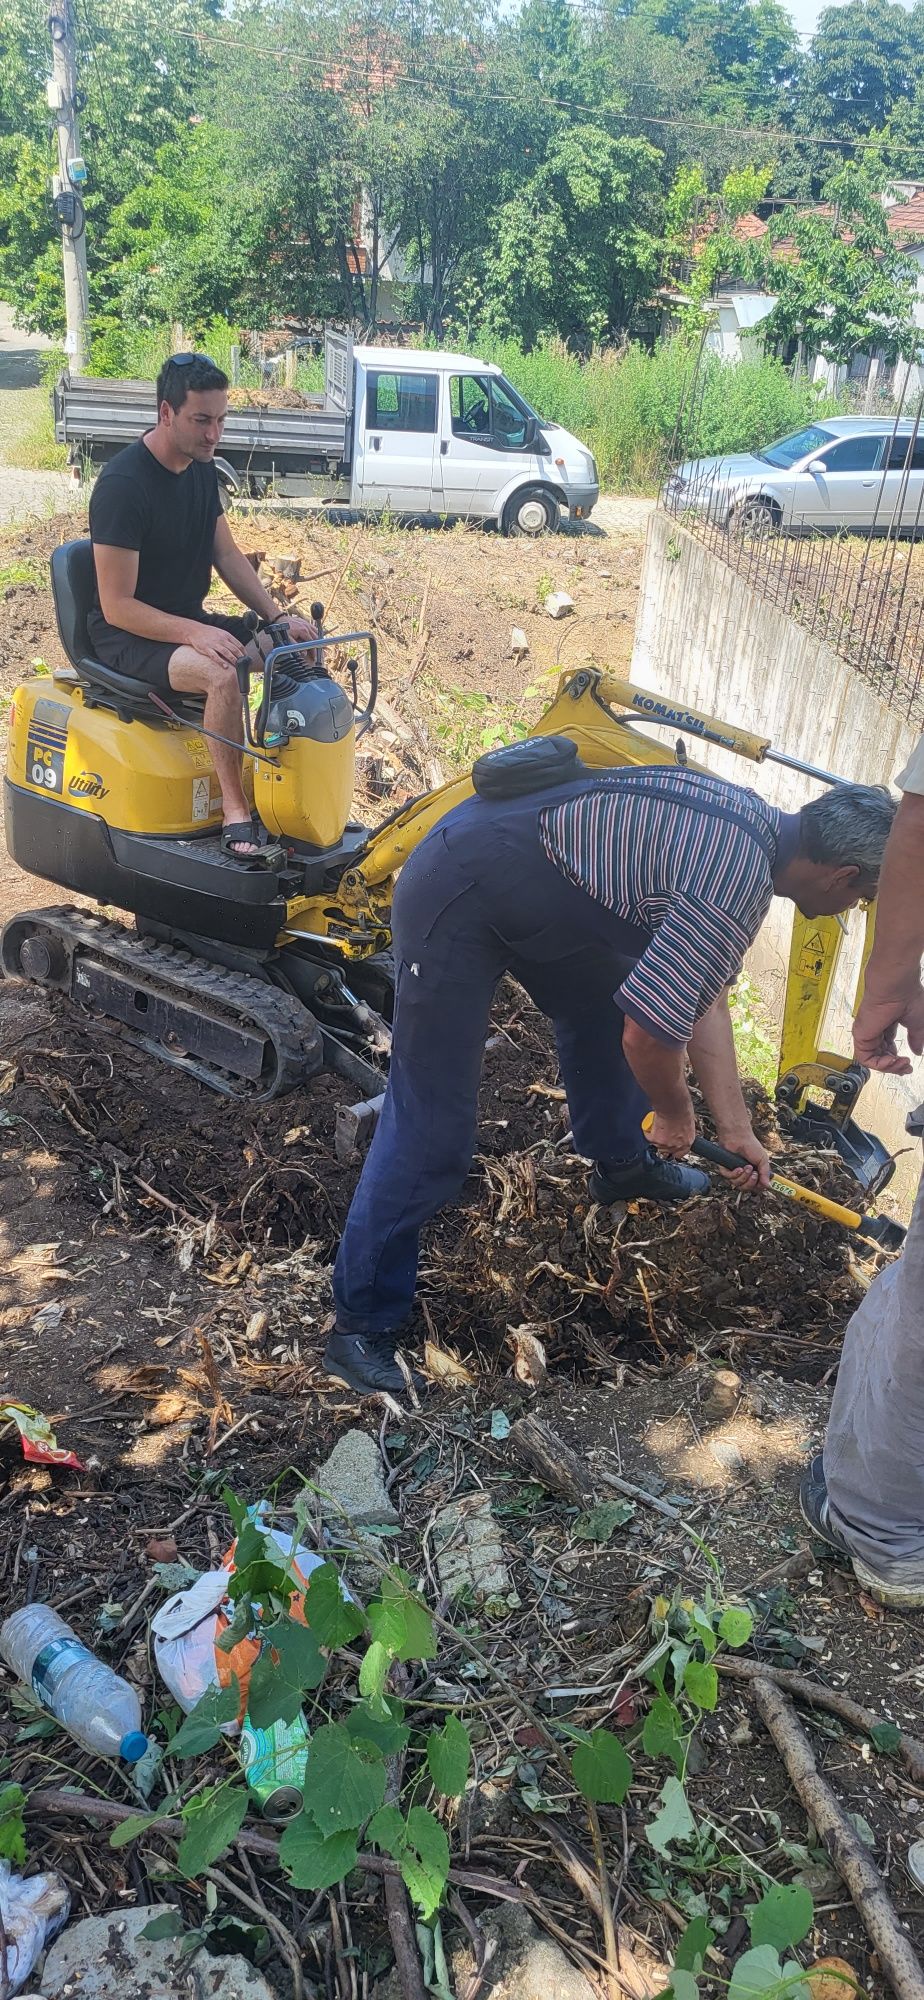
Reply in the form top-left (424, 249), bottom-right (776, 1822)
top-left (545, 591), bottom-right (574, 619)
top-left (450, 1904), bottom-right (596, 2000)
top-left (315, 1429), bottom-right (399, 1527)
top-left (433, 1492), bottom-right (513, 1603)
top-left (42, 1905), bottom-right (277, 2000)
top-left (509, 627), bottom-right (529, 656)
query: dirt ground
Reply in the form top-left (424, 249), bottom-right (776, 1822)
top-left (0, 505), bottom-right (922, 2000)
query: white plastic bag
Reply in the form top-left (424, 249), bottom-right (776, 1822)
top-left (0, 1859), bottom-right (70, 1994)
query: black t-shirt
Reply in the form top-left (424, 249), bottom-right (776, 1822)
top-left (89, 435), bottom-right (221, 620)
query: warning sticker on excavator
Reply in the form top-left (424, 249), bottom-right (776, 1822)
top-left (798, 931), bottom-right (826, 978)
top-left (185, 735), bottom-right (210, 770)
top-left (192, 777), bottom-right (211, 821)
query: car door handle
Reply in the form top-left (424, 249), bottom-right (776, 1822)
top-left (369, 435), bottom-right (381, 452)
top-left (440, 440), bottom-right (449, 455)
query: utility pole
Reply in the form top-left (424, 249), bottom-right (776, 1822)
top-left (48, 0), bottom-right (89, 372)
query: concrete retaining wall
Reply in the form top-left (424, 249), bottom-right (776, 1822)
top-left (630, 509), bottom-right (923, 1209)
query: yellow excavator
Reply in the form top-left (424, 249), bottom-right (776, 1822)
top-left (0, 538), bottom-right (894, 1212)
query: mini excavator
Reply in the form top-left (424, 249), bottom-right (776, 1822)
top-left (0, 538), bottom-right (897, 1208)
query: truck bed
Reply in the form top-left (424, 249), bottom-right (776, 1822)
top-left (54, 372), bottom-right (351, 487)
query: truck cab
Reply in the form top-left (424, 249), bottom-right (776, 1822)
top-left (351, 345), bottom-right (598, 532)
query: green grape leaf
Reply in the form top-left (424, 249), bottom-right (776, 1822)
top-left (303, 1723), bottom-right (387, 1836)
top-left (675, 1915), bottom-right (715, 1974)
top-left (571, 1729), bottom-right (633, 1805)
top-left (646, 1775), bottom-right (696, 1856)
top-left (302, 1563), bottom-right (365, 1649)
top-left (642, 1695), bottom-right (687, 1777)
top-left (368, 1571), bottom-right (436, 1663)
top-left (348, 1697), bottom-right (409, 1758)
top-left (279, 1814), bottom-right (359, 1890)
top-left (359, 1639), bottom-right (391, 1701)
top-left (748, 1881), bottom-right (814, 1952)
top-left (168, 1678), bottom-right (240, 1758)
top-left (718, 1606), bottom-right (754, 1649)
top-left (427, 1715), bottom-right (472, 1797)
top-left (139, 1912), bottom-right (187, 1942)
top-left (670, 1971), bottom-right (701, 2000)
top-left (0, 1785), bottom-right (26, 1867)
top-left (728, 1945), bottom-right (809, 1999)
top-left (683, 1660), bottom-right (718, 1712)
top-left (367, 1804), bottom-right (449, 1920)
top-left (177, 1784), bottom-right (249, 1879)
top-left (869, 1720), bottom-right (902, 1755)
top-left (573, 1501), bottom-right (636, 1541)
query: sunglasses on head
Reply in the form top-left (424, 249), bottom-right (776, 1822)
top-left (168, 351), bottom-right (218, 368)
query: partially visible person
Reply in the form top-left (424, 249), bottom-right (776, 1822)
top-left (88, 351), bottom-right (316, 865)
top-left (801, 736), bottom-right (924, 1607)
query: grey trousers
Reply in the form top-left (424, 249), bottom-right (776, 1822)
top-left (825, 1104), bottom-right (924, 1585)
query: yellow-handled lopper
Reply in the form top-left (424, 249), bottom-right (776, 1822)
top-left (642, 1118), bottom-right (905, 1249)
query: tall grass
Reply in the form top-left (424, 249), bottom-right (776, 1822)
top-left (469, 331), bottom-right (840, 490)
top-left (82, 316), bottom-right (840, 491)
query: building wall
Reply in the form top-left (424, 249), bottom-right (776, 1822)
top-left (630, 510), bottom-right (923, 1209)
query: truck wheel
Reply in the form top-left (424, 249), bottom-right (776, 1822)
top-left (503, 486), bottom-right (561, 537)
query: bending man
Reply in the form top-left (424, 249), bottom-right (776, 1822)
top-left (89, 351), bottom-right (316, 865)
top-left (325, 764), bottom-right (894, 1396)
top-left (802, 735), bottom-right (924, 1608)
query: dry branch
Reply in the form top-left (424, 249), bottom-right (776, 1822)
top-left (719, 1657), bottom-right (924, 1785)
top-left (752, 1676), bottom-right (924, 2000)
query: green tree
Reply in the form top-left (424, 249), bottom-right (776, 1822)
top-left (746, 164), bottom-right (920, 364)
top-left (484, 125), bottom-right (664, 347)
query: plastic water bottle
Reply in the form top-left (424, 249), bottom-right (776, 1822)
top-left (0, 1606), bottom-right (149, 1762)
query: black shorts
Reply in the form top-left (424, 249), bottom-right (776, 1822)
top-left (86, 608), bottom-right (254, 690)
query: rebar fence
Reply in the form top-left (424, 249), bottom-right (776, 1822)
top-left (660, 382), bottom-right (924, 732)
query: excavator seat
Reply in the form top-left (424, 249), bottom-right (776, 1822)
top-left (50, 539), bottom-right (206, 721)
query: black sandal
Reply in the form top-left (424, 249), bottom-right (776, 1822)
top-left (220, 822), bottom-right (284, 869)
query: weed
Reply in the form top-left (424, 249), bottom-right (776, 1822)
top-left (535, 572), bottom-right (554, 606)
top-left (729, 973), bottom-right (778, 1094)
top-left (430, 683), bottom-right (529, 770)
top-left (0, 561), bottom-right (44, 591)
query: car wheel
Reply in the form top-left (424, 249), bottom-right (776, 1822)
top-left (727, 495), bottom-right (780, 538)
top-left (502, 486), bottom-right (562, 537)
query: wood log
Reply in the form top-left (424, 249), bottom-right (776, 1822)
top-left (719, 1657), bottom-right (924, 1786)
top-left (752, 1677), bottom-right (924, 2000)
top-left (509, 1415), bottom-right (681, 1521)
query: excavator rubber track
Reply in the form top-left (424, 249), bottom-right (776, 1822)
top-left (0, 905), bottom-right (324, 1101)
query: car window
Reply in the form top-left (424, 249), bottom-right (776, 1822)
top-left (815, 435), bottom-right (884, 472)
top-left (367, 371), bottom-right (438, 434)
top-left (450, 374), bottom-right (532, 449)
top-left (888, 433), bottom-right (924, 471)
top-left (760, 425), bottom-right (833, 468)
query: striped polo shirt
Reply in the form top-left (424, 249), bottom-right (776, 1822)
top-left (539, 767), bottom-right (795, 1047)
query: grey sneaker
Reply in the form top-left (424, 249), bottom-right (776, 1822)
top-left (800, 1454), bottom-right (924, 1609)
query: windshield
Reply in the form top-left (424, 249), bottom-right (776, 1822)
top-left (759, 425), bottom-right (834, 468)
top-left (496, 374), bottom-right (542, 424)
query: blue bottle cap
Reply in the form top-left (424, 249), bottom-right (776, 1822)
top-left (120, 1731), bottom-right (149, 1763)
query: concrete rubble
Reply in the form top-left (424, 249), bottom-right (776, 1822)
top-left (545, 591), bottom-right (574, 619)
top-left (451, 1904), bottom-right (598, 2000)
top-left (433, 1491), bottom-right (514, 1603)
top-left (316, 1428), bottom-right (400, 1528)
top-left (41, 1905), bottom-right (276, 2000)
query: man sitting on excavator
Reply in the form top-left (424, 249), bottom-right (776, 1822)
top-left (88, 351), bottom-right (316, 867)
top-left (324, 765), bottom-right (896, 1397)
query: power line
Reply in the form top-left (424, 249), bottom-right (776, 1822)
top-left (141, 14), bottom-right (898, 153)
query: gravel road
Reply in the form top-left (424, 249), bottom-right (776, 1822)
top-left (0, 304), bottom-right (78, 526)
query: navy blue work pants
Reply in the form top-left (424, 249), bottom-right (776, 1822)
top-left (333, 788), bottom-right (652, 1335)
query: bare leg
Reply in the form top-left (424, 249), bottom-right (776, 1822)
top-left (167, 646), bottom-right (262, 857)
